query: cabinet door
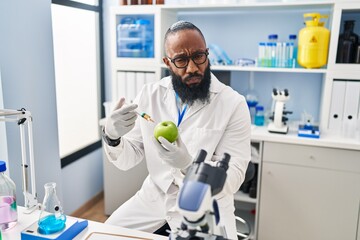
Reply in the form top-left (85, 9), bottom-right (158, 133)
top-left (258, 161), bottom-right (360, 240)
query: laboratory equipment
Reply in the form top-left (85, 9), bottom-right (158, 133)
top-left (136, 111), bottom-right (154, 123)
top-left (254, 105), bottom-right (265, 126)
top-left (169, 149), bottom-right (230, 239)
top-left (208, 44), bottom-right (232, 65)
top-left (38, 182), bottom-right (66, 235)
top-left (336, 20), bottom-right (359, 63)
top-left (268, 88), bottom-right (292, 134)
top-left (288, 34), bottom-right (297, 68)
top-left (268, 34), bottom-right (278, 67)
top-left (0, 109), bottom-right (38, 212)
top-left (298, 124), bottom-right (320, 138)
top-left (297, 13), bottom-right (330, 69)
top-left (245, 72), bottom-right (258, 124)
top-left (0, 161), bottom-right (17, 231)
top-left (21, 217), bottom-right (88, 240)
top-left (117, 16), bottom-right (154, 58)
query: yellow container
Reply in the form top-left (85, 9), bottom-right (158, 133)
top-left (297, 13), bottom-right (330, 69)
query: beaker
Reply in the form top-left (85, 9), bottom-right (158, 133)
top-left (38, 182), bottom-right (66, 235)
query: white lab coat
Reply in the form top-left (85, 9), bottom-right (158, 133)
top-left (104, 73), bottom-right (251, 240)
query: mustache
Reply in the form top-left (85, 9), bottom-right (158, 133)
top-left (184, 73), bottom-right (203, 82)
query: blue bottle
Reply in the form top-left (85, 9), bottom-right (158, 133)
top-left (254, 105), bottom-right (265, 126)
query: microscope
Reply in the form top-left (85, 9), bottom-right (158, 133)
top-left (268, 88), bottom-right (293, 134)
top-left (169, 150), bottom-right (230, 240)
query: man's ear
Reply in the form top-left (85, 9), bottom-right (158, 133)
top-left (163, 57), bottom-right (170, 67)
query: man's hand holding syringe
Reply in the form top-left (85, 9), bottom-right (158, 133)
top-left (104, 98), bottom-right (155, 140)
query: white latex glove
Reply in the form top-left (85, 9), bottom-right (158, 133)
top-left (152, 135), bottom-right (193, 170)
top-left (105, 98), bottom-right (138, 139)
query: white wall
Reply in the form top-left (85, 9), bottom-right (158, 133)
top-left (0, 0), bottom-right (104, 215)
top-left (0, 0), bottom-right (63, 205)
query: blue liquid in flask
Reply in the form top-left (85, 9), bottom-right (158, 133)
top-left (38, 214), bottom-right (66, 234)
top-left (37, 182), bottom-right (66, 235)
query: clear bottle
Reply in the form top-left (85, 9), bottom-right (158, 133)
top-left (0, 161), bottom-right (17, 231)
top-left (268, 34), bottom-right (278, 67)
top-left (254, 105), bottom-right (265, 126)
top-left (288, 34), bottom-right (297, 68)
top-left (38, 182), bottom-right (66, 235)
top-left (337, 20), bottom-right (359, 63)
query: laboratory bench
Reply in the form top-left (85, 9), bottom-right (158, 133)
top-left (2, 206), bottom-right (167, 240)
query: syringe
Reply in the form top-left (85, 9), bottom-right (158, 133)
top-left (124, 101), bottom-right (155, 123)
top-left (134, 110), bottom-right (155, 123)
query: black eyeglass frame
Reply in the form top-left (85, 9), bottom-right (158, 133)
top-left (166, 49), bottom-right (209, 69)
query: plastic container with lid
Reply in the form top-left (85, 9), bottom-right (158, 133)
top-left (0, 161), bottom-right (17, 231)
top-left (297, 13), bottom-right (330, 69)
top-left (116, 17), bottom-right (154, 58)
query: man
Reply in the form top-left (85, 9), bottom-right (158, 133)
top-left (103, 20), bottom-right (251, 240)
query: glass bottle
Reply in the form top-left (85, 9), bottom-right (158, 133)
top-left (268, 34), bottom-right (278, 67)
top-left (337, 20), bottom-right (359, 63)
top-left (0, 161), bottom-right (17, 231)
top-left (288, 34), bottom-right (297, 68)
top-left (38, 182), bottom-right (66, 235)
top-left (254, 105), bottom-right (265, 126)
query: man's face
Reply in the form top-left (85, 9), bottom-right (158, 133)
top-left (163, 29), bottom-right (211, 105)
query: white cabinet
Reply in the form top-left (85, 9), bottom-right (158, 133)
top-left (258, 142), bottom-right (360, 240)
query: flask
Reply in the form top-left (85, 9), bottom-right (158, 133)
top-left (336, 20), bottom-right (359, 63)
top-left (254, 105), bottom-right (265, 126)
top-left (297, 13), bottom-right (330, 69)
top-left (0, 161), bottom-right (17, 231)
top-left (38, 182), bottom-right (66, 235)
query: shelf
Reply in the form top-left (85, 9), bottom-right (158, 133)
top-left (160, 63), bottom-right (327, 73)
top-left (234, 191), bottom-right (257, 204)
top-left (162, 1), bottom-right (334, 12)
top-left (210, 65), bottom-right (327, 73)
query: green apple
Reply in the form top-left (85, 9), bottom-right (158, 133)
top-left (154, 121), bottom-right (178, 143)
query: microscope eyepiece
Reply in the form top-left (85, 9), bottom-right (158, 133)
top-left (194, 149), bottom-right (207, 164)
top-left (216, 153), bottom-right (230, 171)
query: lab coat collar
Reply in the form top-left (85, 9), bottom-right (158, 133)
top-left (160, 72), bottom-right (225, 125)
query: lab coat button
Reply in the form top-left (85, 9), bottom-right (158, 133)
top-left (171, 168), bottom-right (177, 174)
top-left (166, 216), bottom-right (172, 221)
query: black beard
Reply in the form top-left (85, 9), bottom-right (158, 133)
top-left (171, 63), bottom-right (211, 106)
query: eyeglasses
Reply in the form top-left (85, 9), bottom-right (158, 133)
top-left (167, 50), bottom-right (209, 69)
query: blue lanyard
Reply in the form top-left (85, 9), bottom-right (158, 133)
top-left (175, 93), bottom-right (187, 127)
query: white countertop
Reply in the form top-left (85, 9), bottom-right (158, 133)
top-left (100, 118), bottom-right (360, 150)
top-left (251, 125), bottom-right (360, 151)
top-left (2, 207), bottom-right (167, 240)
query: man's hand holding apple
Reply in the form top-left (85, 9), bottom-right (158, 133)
top-left (153, 121), bottom-right (192, 170)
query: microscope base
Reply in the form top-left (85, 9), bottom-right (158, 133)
top-left (268, 122), bottom-right (288, 134)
